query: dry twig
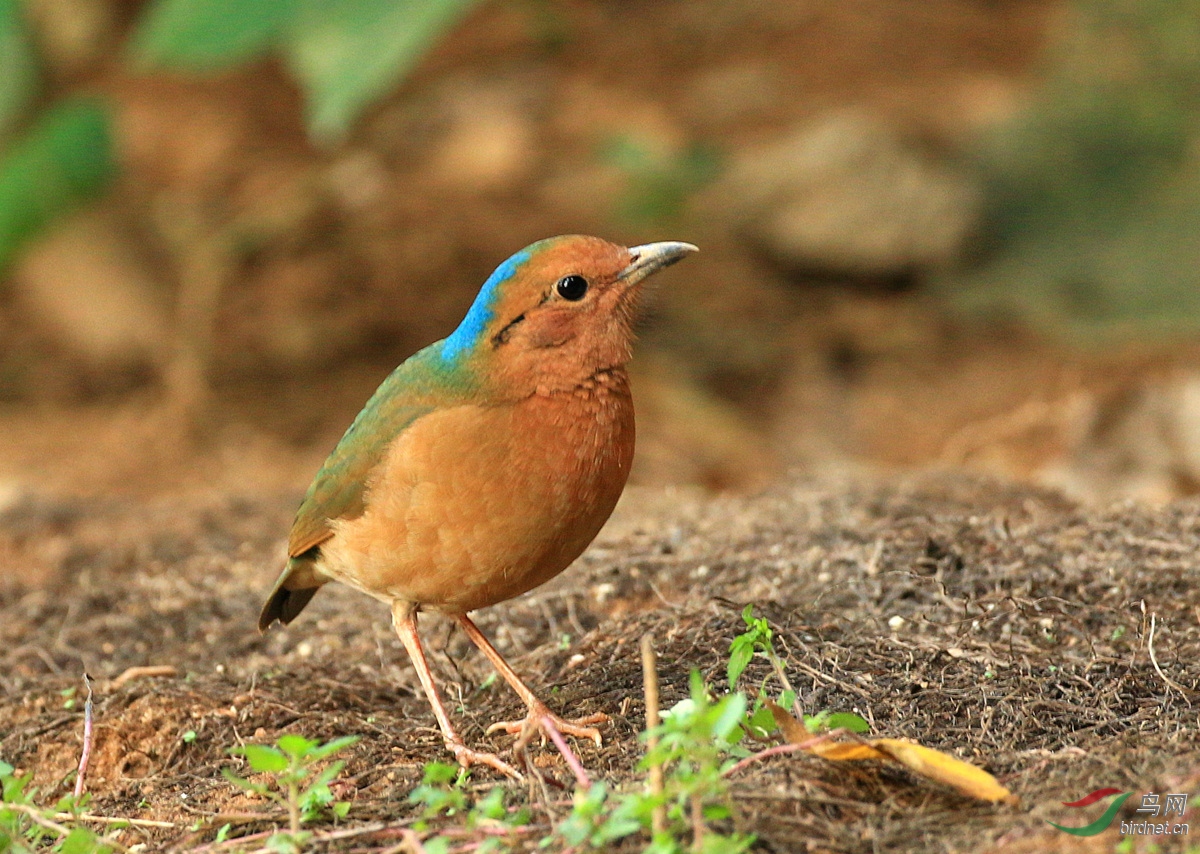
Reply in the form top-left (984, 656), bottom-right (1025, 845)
top-left (1147, 612), bottom-right (1187, 699)
top-left (73, 673), bottom-right (93, 800)
top-left (110, 664), bottom-right (179, 689)
top-left (641, 634), bottom-right (666, 836)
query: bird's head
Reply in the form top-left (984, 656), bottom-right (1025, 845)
top-left (439, 235), bottom-right (697, 397)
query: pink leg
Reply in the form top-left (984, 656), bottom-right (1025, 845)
top-left (392, 603), bottom-right (520, 779)
top-left (456, 614), bottom-right (607, 745)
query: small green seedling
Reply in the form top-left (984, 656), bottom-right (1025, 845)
top-left (223, 733), bottom-right (358, 848)
top-left (407, 762), bottom-right (467, 826)
top-left (408, 762), bottom-right (530, 852)
top-left (729, 605), bottom-right (870, 740)
top-left (0, 760), bottom-right (109, 853)
top-left (636, 671), bottom-right (756, 853)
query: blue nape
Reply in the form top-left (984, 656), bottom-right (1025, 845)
top-left (441, 248), bottom-right (532, 362)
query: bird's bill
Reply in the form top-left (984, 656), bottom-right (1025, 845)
top-left (617, 241), bottom-right (699, 286)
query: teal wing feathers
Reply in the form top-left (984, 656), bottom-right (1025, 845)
top-left (260, 344), bottom-right (470, 630)
top-left (287, 395), bottom-right (434, 558)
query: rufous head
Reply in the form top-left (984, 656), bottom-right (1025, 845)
top-left (439, 235), bottom-right (697, 397)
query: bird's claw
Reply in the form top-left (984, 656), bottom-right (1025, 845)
top-left (486, 705), bottom-right (607, 748)
top-left (446, 740), bottom-right (523, 780)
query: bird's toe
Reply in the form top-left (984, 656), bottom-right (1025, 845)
top-left (446, 740), bottom-right (522, 780)
top-left (487, 706), bottom-right (608, 748)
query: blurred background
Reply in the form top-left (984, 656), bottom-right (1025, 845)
top-left (3, 0), bottom-right (1200, 504)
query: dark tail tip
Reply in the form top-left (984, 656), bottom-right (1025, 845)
top-left (258, 586), bottom-right (319, 633)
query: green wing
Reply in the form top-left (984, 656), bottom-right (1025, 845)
top-left (288, 392), bottom-right (434, 558)
top-left (260, 346), bottom-right (467, 630)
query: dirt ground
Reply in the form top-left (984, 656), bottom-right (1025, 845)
top-left (2, 472), bottom-right (1198, 852)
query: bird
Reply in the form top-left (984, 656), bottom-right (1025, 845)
top-left (259, 234), bottom-right (697, 777)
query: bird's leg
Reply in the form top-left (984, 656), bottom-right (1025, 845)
top-left (391, 603), bottom-right (521, 779)
top-left (456, 614), bottom-right (608, 747)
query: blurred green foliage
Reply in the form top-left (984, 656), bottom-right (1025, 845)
top-left (284, 0), bottom-right (480, 142)
top-left (131, 0), bottom-right (299, 70)
top-left (0, 0), bottom-right (482, 275)
top-left (953, 0), bottom-right (1200, 339)
top-left (603, 134), bottom-right (722, 225)
top-left (0, 1), bottom-right (114, 274)
top-left (0, 99), bottom-right (113, 273)
top-left (0, 0), bottom-right (38, 145)
top-left (131, 0), bottom-right (482, 142)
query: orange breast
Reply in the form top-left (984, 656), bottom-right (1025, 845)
top-left (315, 369), bottom-right (635, 613)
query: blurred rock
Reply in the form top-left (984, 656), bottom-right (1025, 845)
top-left (11, 207), bottom-right (169, 384)
top-left (227, 251), bottom-right (364, 372)
top-left (1040, 372), bottom-right (1200, 504)
top-left (707, 109), bottom-right (981, 278)
top-left (26, 0), bottom-right (117, 75)
top-left (683, 61), bottom-right (786, 127)
top-left (426, 77), bottom-right (540, 193)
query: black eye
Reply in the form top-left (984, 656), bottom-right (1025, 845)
top-left (555, 275), bottom-right (588, 301)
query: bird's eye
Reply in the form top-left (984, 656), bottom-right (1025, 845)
top-left (555, 275), bottom-right (589, 301)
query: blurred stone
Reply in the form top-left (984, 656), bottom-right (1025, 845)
top-left (708, 109), bottom-right (981, 278)
top-left (230, 157), bottom-right (327, 247)
top-left (26, 0), bottom-right (117, 74)
top-left (12, 207), bottom-right (169, 379)
top-left (327, 151), bottom-right (389, 212)
top-left (229, 251), bottom-right (363, 371)
top-left (683, 62), bottom-right (786, 127)
top-left (426, 78), bottom-right (540, 193)
top-left (1040, 372), bottom-right (1200, 504)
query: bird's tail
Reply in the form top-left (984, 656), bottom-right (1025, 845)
top-left (258, 555), bottom-right (324, 631)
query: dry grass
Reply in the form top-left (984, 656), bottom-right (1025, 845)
top-left (2, 473), bottom-right (1198, 851)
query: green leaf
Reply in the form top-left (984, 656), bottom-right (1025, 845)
top-left (474, 787), bottom-right (506, 821)
top-left (275, 734), bottom-right (317, 759)
top-left (711, 692), bottom-right (748, 742)
top-left (0, 0), bottom-right (38, 144)
top-left (746, 703), bottom-right (776, 737)
top-left (727, 636), bottom-right (754, 689)
top-left (419, 762), bottom-right (459, 786)
top-left (307, 761), bottom-right (346, 796)
top-left (130, 0), bottom-right (297, 70)
top-left (238, 744), bottom-right (289, 773)
top-left (306, 734), bottom-right (359, 760)
top-left (221, 768), bottom-right (270, 795)
top-left (0, 97), bottom-right (114, 273)
top-left (283, 0), bottom-right (479, 143)
top-left (824, 712), bottom-right (870, 734)
top-left (59, 826), bottom-right (103, 854)
top-left (803, 710), bottom-right (830, 733)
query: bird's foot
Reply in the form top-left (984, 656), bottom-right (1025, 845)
top-left (446, 739), bottom-right (522, 780)
top-left (486, 703), bottom-right (608, 748)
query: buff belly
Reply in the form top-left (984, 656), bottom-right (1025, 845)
top-left (314, 380), bottom-right (634, 614)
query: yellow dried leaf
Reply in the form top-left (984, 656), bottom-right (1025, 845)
top-left (806, 741), bottom-right (884, 761)
top-left (766, 700), bottom-right (1014, 804)
top-left (871, 739), bottom-right (1015, 804)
